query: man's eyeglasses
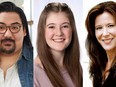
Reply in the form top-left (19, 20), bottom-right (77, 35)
top-left (0, 24), bottom-right (22, 34)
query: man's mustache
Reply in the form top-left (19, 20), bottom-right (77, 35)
top-left (1, 38), bottom-right (15, 43)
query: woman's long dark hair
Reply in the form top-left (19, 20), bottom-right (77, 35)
top-left (85, 1), bottom-right (116, 87)
top-left (37, 2), bottom-right (82, 87)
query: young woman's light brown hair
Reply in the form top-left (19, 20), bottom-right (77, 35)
top-left (36, 2), bottom-right (82, 87)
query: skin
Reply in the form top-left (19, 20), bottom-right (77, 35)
top-left (45, 12), bottom-right (72, 68)
top-left (0, 12), bottom-right (26, 78)
top-left (95, 12), bottom-right (116, 52)
top-left (95, 12), bottom-right (116, 76)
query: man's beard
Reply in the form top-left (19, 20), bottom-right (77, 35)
top-left (0, 38), bottom-right (15, 54)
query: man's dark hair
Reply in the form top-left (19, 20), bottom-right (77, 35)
top-left (0, 1), bottom-right (32, 47)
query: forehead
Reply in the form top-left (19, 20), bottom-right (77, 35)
top-left (95, 12), bottom-right (115, 25)
top-left (46, 12), bottom-right (69, 24)
top-left (0, 12), bottom-right (21, 25)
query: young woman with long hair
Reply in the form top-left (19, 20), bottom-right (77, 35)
top-left (34, 2), bottom-right (82, 87)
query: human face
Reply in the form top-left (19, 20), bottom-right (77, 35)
top-left (95, 12), bottom-right (116, 52)
top-left (45, 12), bottom-right (72, 53)
top-left (0, 12), bottom-right (26, 55)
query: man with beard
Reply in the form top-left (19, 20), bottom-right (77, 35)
top-left (0, 1), bottom-right (33, 87)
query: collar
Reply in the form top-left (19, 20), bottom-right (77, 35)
top-left (21, 43), bottom-right (33, 61)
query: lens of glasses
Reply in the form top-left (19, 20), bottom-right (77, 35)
top-left (0, 24), bottom-right (21, 34)
top-left (10, 24), bottom-right (21, 33)
top-left (0, 25), bottom-right (6, 34)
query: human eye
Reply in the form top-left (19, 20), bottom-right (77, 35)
top-left (63, 25), bottom-right (69, 28)
top-left (107, 24), bottom-right (115, 28)
top-left (95, 26), bottom-right (102, 30)
top-left (0, 25), bottom-right (5, 30)
top-left (11, 25), bottom-right (19, 30)
top-left (48, 25), bottom-right (55, 29)
top-left (62, 24), bottom-right (70, 29)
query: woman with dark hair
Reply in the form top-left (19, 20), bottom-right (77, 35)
top-left (85, 1), bottom-right (116, 87)
top-left (34, 2), bottom-right (82, 87)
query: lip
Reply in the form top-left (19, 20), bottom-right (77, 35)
top-left (102, 38), bottom-right (113, 44)
top-left (3, 42), bottom-right (13, 46)
top-left (5, 41), bottom-right (12, 44)
top-left (53, 38), bottom-right (65, 42)
top-left (1, 40), bottom-right (14, 46)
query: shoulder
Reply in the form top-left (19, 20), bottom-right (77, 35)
top-left (34, 56), bottom-right (43, 69)
top-left (34, 56), bottom-right (45, 78)
top-left (34, 57), bottom-right (53, 87)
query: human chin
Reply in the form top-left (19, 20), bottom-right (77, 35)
top-left (101, 43), bottom-right (115, 51)
top-left (0, 40), bottom-right (16, 54)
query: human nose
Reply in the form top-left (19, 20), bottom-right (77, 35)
top-left (102, 28), bottom-right (109, 36)
top-left (4, 28), bottom-right (13, 37)
top-left (55, 27), bottom-right (63, 36)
